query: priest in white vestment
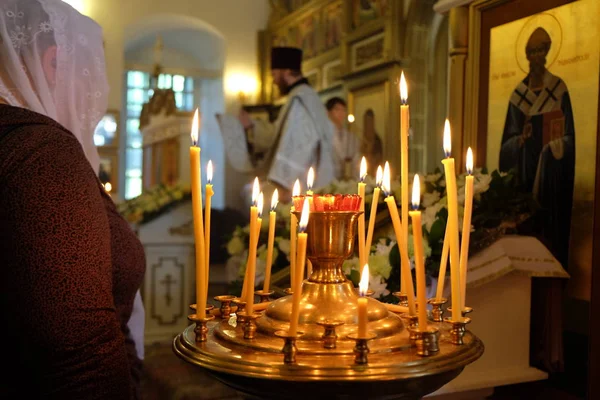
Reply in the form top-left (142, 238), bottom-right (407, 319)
top-left (219, 47), bottom-right (334, 205)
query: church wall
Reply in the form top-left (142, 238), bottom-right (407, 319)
top-left (84, 0), bottom-right (270, 109)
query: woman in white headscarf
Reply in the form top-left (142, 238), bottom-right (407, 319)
top-left (0, 1), bottom-right (144, 398)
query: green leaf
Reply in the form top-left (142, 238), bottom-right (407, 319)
top-left (428, 219), bottom-right (445, 244)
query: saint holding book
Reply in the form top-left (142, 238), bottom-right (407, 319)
top-left (498, 27), bottom-right (575, 268)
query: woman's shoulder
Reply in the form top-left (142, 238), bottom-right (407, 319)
top-left (0, 106), bottom-right (89, 178)
top-left (0, 105), bottom-right (80, 147)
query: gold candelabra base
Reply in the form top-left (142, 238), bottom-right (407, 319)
top-left (174, 211), bottom-right (483, 399)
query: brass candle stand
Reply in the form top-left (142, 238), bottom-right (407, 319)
top-left (317, 320), bottom-right (344, 349)
top-left (428, 298), bottom-right (448, 322)
top-left (174, 211), bottom-right (484, 400)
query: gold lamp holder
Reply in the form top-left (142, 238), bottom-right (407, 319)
top-left (175, 211), bottom-right (484, 400)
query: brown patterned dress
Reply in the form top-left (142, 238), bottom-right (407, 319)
top-left (0, 104), bottom-right (145, 399)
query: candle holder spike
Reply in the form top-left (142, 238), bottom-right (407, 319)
top-left (400, 313), bottom-right (420, 341)
top-left (347, 332), bottom-right (377, 365)
top-left (428, 298), bottom-right (448, 322)
top-left (447, 306), bottom-right (474, 318)
top-left (237, 311), bottom-right (261, 340)
top-left (188, 313), bottom-right (215, 342)
top-left (189, 303), bottom-right (215, 314)
top-left (254, 290), bottom-right (274, 303)
top-left (392, 291), bottom-right (408, 307)
top-left (445, 317), bottom-right (472, 345)
top-left (317, 320), bottom-right (345, 349)
top-left (214, 295), bottom-right (236, 319)
top-left (407, 326), bottom-right (440, 357)
top-left (274, 330), bottom-right (304, 364)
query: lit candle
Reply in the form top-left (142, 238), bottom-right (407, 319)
top-left (289, 198), bottom-right (310, 336)
top-left (409, 175), bottom-right (428, 330)
top-left (357, 263), bottom-right (370, 337)
top-left (435, 224), bottom-right (450, 300)
top-left (460, 148), bottom-right (474, 310)
top-left (290, 179), bottom-right (301, 291)
top-left (441, 119), bottom-right (462, 322)
top-left (358, 156), bottom-right (367, 274)
top-left (306, 167), bottom-right (315, 196)
top-left (241, 178), bottom-right (260, 301)
top-left (104, 182), bottom-right (112, 197)
top-left (306, 167), bottom-right (315, 210)
top-left (263, 189), bottom-right (279, 292)
top-left (189, 109), bottom-right (207, 318)
top-left (400, 72), bottom-right (410, 295)
top-left (382, 161), bottom-right (416, 316)
top-left (246, 191), bottom-right (264, 315)
top-left (346, 114), bottom-right (356, 178)
top-left (365, 165), bottom-right (382, 258)
top-left (205, 160), bottom-right (214, 288)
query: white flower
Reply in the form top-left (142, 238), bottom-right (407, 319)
top-left (473, 174), bottom-right (492, 196)
top-left (367, 253), bottom-right (392, 280)
top-left (425, 172), bottom-right (442, 183)
top-left (423, 203), bottom-right (444, 232)
top-left (374, 238), bottom-right (395, 256)
top-left (342, 257), bottom-right (359, 276)
top-left (276, 238), bottom-right (290, 255)
top-left (422, 191), bottom-right (440, 208)
top-left (369, 275), bottom-right (390, 299)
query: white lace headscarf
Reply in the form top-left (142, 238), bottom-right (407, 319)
top-left (0, 0), bottom-right (108, 173)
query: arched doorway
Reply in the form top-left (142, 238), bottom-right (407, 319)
top-left (122, 14), bottom-right (226, 209)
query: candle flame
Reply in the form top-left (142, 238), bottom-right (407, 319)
top-left (360, 156), bottom-right (367, 181)
top-left (293, 179), bottom-right (301, 196)
top-left (411, 174), bottom-right (421, 210)
top-left (359, 263), bottom-right (370, 296)
top-left (400, 72), bottom-right (408, 104)
top-left (257, 192), bottom-right (264, 218)
top-left (307, 167), bottom-right (315, 190)
top-left (298, 198), bottom-right (310, 232)
top-left (271, 189), bottom-right (279, 211)
top-left (104, 182), bottom-right (112, 193)
top-left (382, 161), bottom-right (391, 196)
top-left (347, 114), bottom-right (355, 123)
top-left (443, 119), bottom-right (451, 158)
top-left (466, 147), bottom-right (474, 175)
top-left (191, 108), bottom-right (200, 146)
top-left (207, 160), bottom-right (213, 184)
top-left (252, 177), bottom-right (260, 206)
top-left (376, 165), bottom-right (383, 187)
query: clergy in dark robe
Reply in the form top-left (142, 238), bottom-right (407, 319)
top-left (499, 27), bottom-right (575, 268)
